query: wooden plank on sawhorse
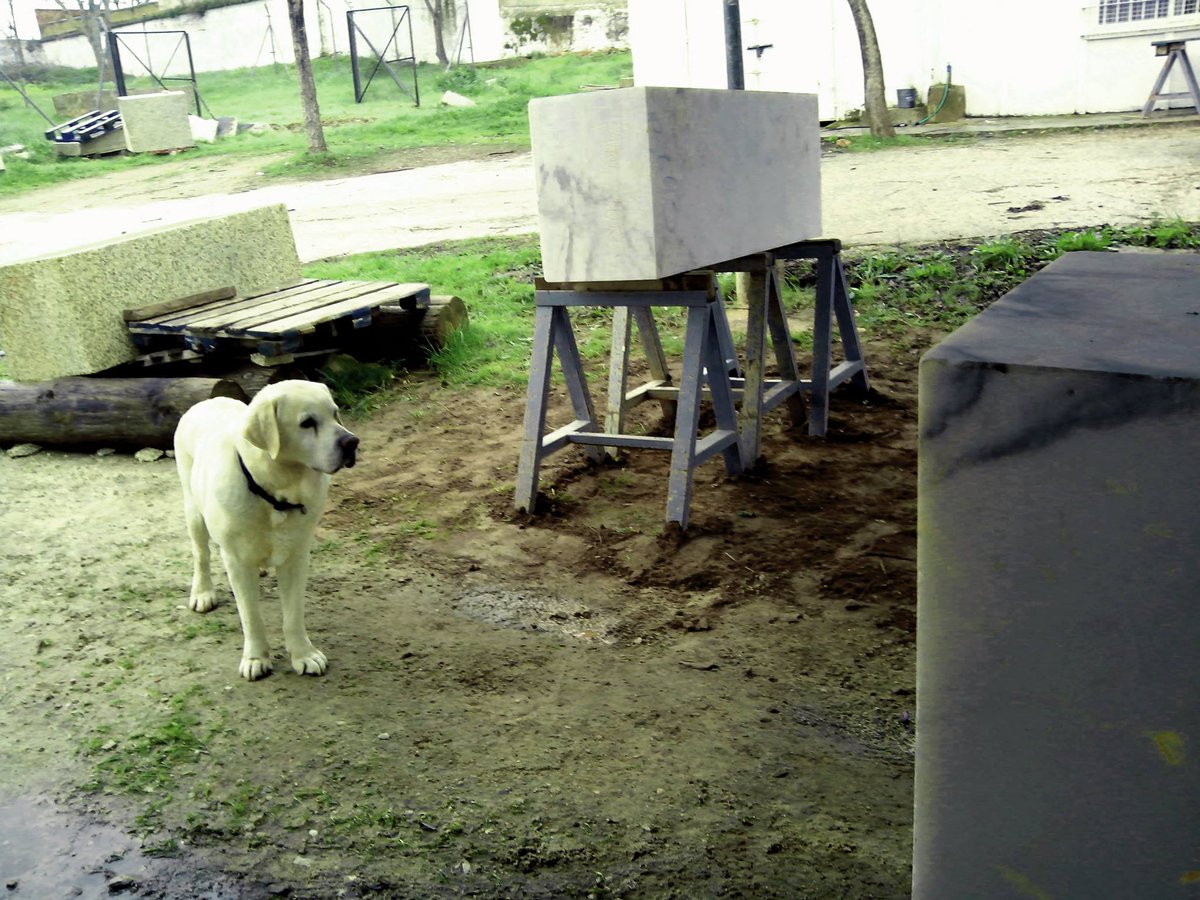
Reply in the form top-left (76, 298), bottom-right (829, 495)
top-left (1143, 40), bottom-right (1200, 117)
top-left (515, 274), bottom-right (745, 529)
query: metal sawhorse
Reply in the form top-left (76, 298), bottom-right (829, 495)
top-left (513, 239), bottom-right (869, 528)
top-left (514, 272), bottom-right (744, 528)
top-left (1143, 39), bottom-right (1200, 117)
top-left (723, 239), bottom-right (869, 460)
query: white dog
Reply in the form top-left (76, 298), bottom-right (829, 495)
top-left (174, 380), bottom-right (359, 681)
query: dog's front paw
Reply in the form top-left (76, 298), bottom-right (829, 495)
top-left (291, 647), bottom-right (328, 677)
top-left (239, 656), bottom-right (273, 681)
top-left (190, 590), bottom-right (219, 613)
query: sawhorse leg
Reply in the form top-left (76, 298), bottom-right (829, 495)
top-left (514, 305), bottom-right (603, 513)
top-left (1143, 44), bottom-right (1200, 116)
top-left (667, 301), bottom-right (744, 527)
top-left (738, 265), bottom-right (806, 465)
top-left (809, 246), bottom-right (870, 437)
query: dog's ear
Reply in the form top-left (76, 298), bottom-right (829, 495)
top-left (243, 393), bottom-right (282, 458)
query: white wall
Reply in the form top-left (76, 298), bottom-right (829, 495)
top-left (628, 0), bottom-right (1200, 118)
top-left (1, 0), bottom-right (41, 41)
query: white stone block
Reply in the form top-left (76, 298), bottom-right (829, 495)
top-left (529, 86), bottom-right (821, 283)
top-left (118, 91), bottom-right (194, 153)
top-left (189, 115), bottom-right (219, 143)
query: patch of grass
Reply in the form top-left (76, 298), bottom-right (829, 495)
top-left (1054, 228), bottom-right (1112, 253)
top-left (0, 51), bottom-right (633, 196)
top-left (84, 687), bottom-right (208, 804)
top-left (1117, 218), bottom-right (1200, 249)
top-left (319, 355), bottom-right (399, 418)
top-left (181, 616), bottom-right (234, 640)
top-left (972, 236), bottom-right (1034, 271)
top-left (305, 235), bottom-right (542, 388)
top-left (309, 221), bottom-right (1200, 389)
top-left (832, 219), bottom-right (1200, 335)
top-left (822, 133), bottom-right (927, 152)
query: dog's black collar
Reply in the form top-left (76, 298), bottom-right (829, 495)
top-left (239, 454), bottom-right (307, 515)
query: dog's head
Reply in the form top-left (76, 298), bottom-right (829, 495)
top-left (243, 380), bottom-right (359, 474)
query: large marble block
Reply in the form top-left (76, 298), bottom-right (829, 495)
top-left (117, 91), bottom-right (194, 153)
top-left (529, 87), bottom-right (820, 282)
top-left (0, 205), bottom-right (301, 380)
top-left (915, 252), bottom-right (1200, 898)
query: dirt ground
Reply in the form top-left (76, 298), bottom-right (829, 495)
top-left (1, 122), bottom-right (1197, 898)
top-left (0, 322), bottom-right (923, 898)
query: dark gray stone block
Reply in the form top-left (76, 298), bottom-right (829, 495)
top-left (915, 251), bottom-right (1200, 897)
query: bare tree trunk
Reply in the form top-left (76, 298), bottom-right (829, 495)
top-left (8, 0), bottom-right (25, 66)
top-left (845, 0), bottom-right (893, 139)
top-left (287, 0), bottom-right (327, 153)
top-left (423, 0), bottom-right (449, 66)
top-left (52, 0), bottom-right (110, 74)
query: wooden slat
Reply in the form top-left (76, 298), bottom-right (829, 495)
top-left (217, 281), bottom-right (427, 335)
top-left (132, 280), bottom-right (322, 331)
top-left (234, 284), bottom-right (431, 337)
top-left (198, 281), bottom-right (375, 332)
top-left (175, 280), bottom-right (350, 331)
top-left (122, 286), bottom-right (236, 323)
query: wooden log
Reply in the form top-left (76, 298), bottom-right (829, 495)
top-left (0, 377), bottom-right (248, 450)
top-left (380, 294), bottom-right (469, 347)
top-left (346, 294), bottom-right (470, 362)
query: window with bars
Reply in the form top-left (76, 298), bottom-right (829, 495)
top-left (1098, 0), bottom-right (1198, 22)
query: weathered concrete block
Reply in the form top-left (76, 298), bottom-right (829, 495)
top-left (52, 89), bottom-right (119, 120)
top-left (0, 205), bottom-right (301, 380)
top-left (915, 252), bottom-right (1200, 897)
top-left (529, 86), bottom-right (821, 282)
top-left (52, 128), bottom-right (128, 158)
top-left (117, 91), bottom-right (194, 153)
top-left (925, 83), bottom-right (966, 123)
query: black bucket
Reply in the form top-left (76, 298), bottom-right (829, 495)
top-left (897, 87), bottom-right (917, 109)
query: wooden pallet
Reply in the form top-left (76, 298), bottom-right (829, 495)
top-left (125, 278), bottom-right (431, 365)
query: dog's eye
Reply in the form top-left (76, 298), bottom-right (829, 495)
top-left (300, 417), bottom-right (317, 430)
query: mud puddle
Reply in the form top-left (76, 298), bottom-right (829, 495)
top-left (0, 794), bottom-right (249, 899)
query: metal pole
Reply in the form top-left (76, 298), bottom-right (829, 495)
top-left (406, 7), bottom-right (419, 107)
top-left (348, 11), bottom-right (362, 102)
top-left (724, 0), bottom-right (744, 90)
top-left (107, 30), bottom-right (127, 96)
top-left (183, 32), bottom-right (201, 115)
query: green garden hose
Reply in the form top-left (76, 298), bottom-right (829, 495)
top-left (916, 64), bottom-right (953, 126)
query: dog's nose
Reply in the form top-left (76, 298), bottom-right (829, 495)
top-left (339, 433), bottom-right (360, 468)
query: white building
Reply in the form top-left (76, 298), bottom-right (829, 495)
top-left (0, 0), bottom-right (627, 73)
top-left (5, 0), bottom-right (1199, 119)
top-left (628, 0), bottom-right (1200, 120)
